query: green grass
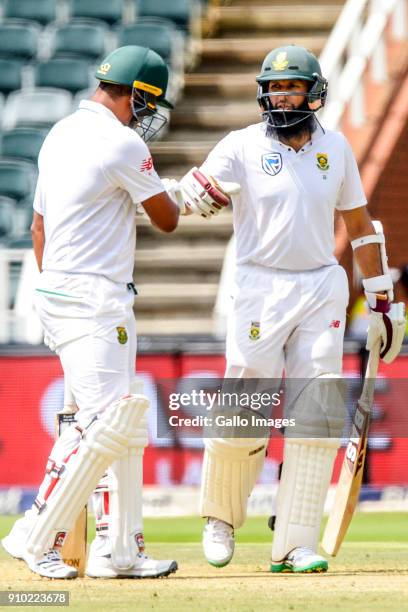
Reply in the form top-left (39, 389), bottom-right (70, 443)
top-left (0, 514), bottom-right (407, 611)
top-left (1, 512), bottom-right (407, 545)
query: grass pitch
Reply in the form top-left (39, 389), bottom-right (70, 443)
top-left (0, 514), bottom-right (407, 611)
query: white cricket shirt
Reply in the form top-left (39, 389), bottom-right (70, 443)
top-left (34, 100), bottom-right (164, 282)
top-left (200, 122), bottom-right (367, 271)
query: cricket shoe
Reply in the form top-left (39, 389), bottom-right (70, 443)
top-left (203, 518), bottom-right (235, 568)
top-left (86, 537), bottom-right (178, 579)
top-left (2, 516), bottom-right (77, 579)
top-left (271, 547), bottom-right (328, 573)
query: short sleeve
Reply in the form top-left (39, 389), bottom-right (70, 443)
top-left (200, 132), bottom-right (239, 183)
top-left (335, 136), bottom-right (367, 211)
top-left (103, 132), bottom-right (165, 204)
top-left (33, 176), bottom-right (44, 214)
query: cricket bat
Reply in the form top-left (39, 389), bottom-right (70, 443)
top-left (322, 340), bottom-right (381, 556)
top-left (55, 385), bottom-right (87, 576)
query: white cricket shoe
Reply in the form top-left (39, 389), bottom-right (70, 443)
top-left (271, 546), bottom-right (328, 573)
top-left (85, 536), bottom-right (178, 579)
top-left (2, 518), bottom-right (78, 579)
top-left (202, 518), bottom-right (235, 568)
top-left (25, 549), bottom-right (78, 579)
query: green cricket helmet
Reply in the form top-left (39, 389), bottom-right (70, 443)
top-left (95, 45), bottom-right (173, 141)
top-left (256, 45), bottom-right (328, 129)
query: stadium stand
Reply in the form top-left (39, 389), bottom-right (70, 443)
top-left (34, 58), bottom-right (92, 94)
top-left (132, 0), bottom-right (198, 34)
top-left (2, 0), bottom-right (58, 25)
top-left (2, 88), bottom-right (73, 130)
top-left (0, 196), bottom-right (16, 241)
top-left (68, 0), bottom-right (125, 26)
top-left (47, 19), bottom-right (109, 60)
top-left (0, 59), bottom-right (24, 95)
top-left (0, 159), bottom-right (37, 202)
top-left (0, 127), bottom-right (49, 163)
top-left (0, 20), bottom-right (40, 60)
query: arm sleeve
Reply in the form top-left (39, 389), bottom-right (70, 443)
top-left (103, 133), bottom-right (165, 204)
top-left (335, 136), bottom-right (367, 211)
top-left (200, 132), bottom-right (239, 183)
top-left (32, 176), bottom-right (44, 215)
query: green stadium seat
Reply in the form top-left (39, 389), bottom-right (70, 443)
top-left (0, 59), bottom-right (24, 95)
top-left (69, 0), bottom-right (124, 25)
top-left (5, 234), bottom-right (33, 249)
top-left (133, 0), bottom-right (196, 33)
top-left (1, 128), bottom-right (49, 163)
top-left (118, 18), bottom-right (177, 63)
top-left (0, 159), bottom-right (37, 202)
top-left (49, 19), bottom-right (108, 60)
top-left (0, 196), bottom-right (17, 239)
top-left (0, 20), bottom-right (40, 60)
top-left (2, 88), bottom-right (73, 130)
top-left (3, 0), bottom-right (57, 26)
top-left (34, 58), bottom-right (91, 94)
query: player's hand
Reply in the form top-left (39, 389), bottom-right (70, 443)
top-left (366, 296), bottom-right (406, 363)
top-left (178, 167), bottom-right (241, 219)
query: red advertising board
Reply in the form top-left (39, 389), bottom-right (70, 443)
top-left (0, 353), bottom-right (407, 488)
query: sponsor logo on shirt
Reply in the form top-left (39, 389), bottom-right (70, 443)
top-left (140, 156), bottom-right (154, 173)
top-left (272, 51), bottom-right (289, 71)
top-left (316, 153), bottom-right (329, 171)
top-left (249, 321), bottom-right (261, 340)
top-left (116, 326), bottom-right (128, 344)
top-left (329, 319), bottom-right (341, 328)
top-left (262, 152), bottom-right (282, 176)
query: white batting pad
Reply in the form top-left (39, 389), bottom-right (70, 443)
top-left (200, 437), bottom-right (267, 529)
top-left (26, 395), bottom-right (149, 558)
top-left (109, 416), bottom-right (148, 570)
top-left (271, 437), bottom-right (339, 561)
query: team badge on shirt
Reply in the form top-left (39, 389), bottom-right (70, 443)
top-left (116, 326), bottom-right (128, 344)
top-left (262, 153), bottom-right (283, 176)
top-left (249, 321), bottom-right (261, 341)
top-left (316, 153), bottom-right (329, 171)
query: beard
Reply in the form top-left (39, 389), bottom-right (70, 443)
top-left (265, 99), bottom-right (317, 139)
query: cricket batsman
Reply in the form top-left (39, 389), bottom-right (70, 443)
top-left (0, 45), bottom-right (238, 579)
top-left (157, 45), bottom-right (406, 572)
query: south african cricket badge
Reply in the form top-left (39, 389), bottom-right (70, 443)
top-left (116, 326), bottom-right (128, 345)
top-left (316, 153), bottom-right (329, 171)
top-left (249, 321), bottom-right (260, 341)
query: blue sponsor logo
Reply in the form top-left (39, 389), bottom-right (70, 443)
top-left (262, 152), bottom-right (283, 176)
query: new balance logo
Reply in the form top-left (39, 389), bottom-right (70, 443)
top-left (329, 320), bottom-right (341, 328)
top-left (140, 157), bottom-right (154, 172)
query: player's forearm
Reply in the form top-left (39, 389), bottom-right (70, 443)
top-left (31, 216), bottom-right (45, 272)
top-left (342, 208), bottom-right (383, 280)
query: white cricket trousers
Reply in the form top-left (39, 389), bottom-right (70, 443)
top-left (34, 270), bottom-right (137, 427)
top-left (225, 263), bottom-right (349, 379)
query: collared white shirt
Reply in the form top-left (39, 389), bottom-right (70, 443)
top-left (34, 100), bottom-right (164, 283)
top-left (200, 122), bottom-right (367, 271)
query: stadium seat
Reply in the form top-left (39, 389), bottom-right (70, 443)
top-left (0, 159), bottom-right (37, 202)
top-left (3, 0), bottom-right (57, 26)
top-left (34, 58), bottom-right (91, 94)
top-left (69, 0), bottom-right (124, 25)
top-left (2, 88), bottom-right (73, 130)
top-left (0, 196), bottom-right (17, 240)
top-left (0, 59), bottom-right (24, 95)
top-left (48, 19), bottom-right (109, 60)
top-left (133, 0), bottom-right (197, 33)
top-left (0, 20), bottom-right (40, 60)
top-left (118, 18), bottom-right (178, 63)
top-left (1, 128), bottom-right (49, 163)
